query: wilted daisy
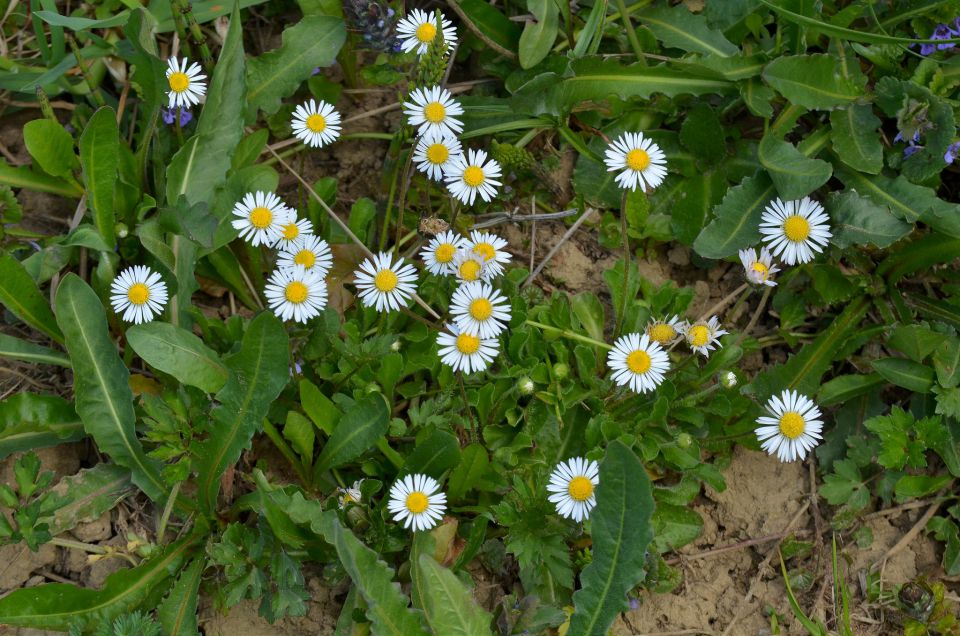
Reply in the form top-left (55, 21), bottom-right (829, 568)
top-left (265, 265), bottom-right (328, 323)
top-left (165, 58), bottom-right (206, 109)
top-left (467, 230), bottom-right (511, 278)
top-left (354, 251), bottom-right (418, 312)
top-left (291, 99), bottom-right (341, 148)
top-left (387, 473), bottom-right (447, 531)
top-left (277, 235), bottom-right (333, 277)
top-left (413, 129), bottom-right (462, 181)
top-left (337, 480), bottom-right (363, 508)
top-left (450, 281), bottom-right (511, 338)
top-left (437, 323), bottom-right (499, 374)
top-left (110, 266), bottom-right (168, 324)
top-left (547, 457), bottom-right (599, 522)
top-left (445, 150), bottom-right (502, 205)
top-left (420, 230), bottom-right (468, 275)
top-left (645, 315), bottom-right (683, 347)
top-left (231, 191), bottom-right (294, 247)
top-left (403, 85), bottom-right (464, 136)
top-left (739, 247), bottom-right (780, 287)
top-left (755, 390), bottom-right (824, 462)
top-left (396, 8), bottom-right (457, 56)
top-left (451, 249), bottom-right (487, 283)
top-left (276, 217), bottom-right (314, 252)
top-left (759, 197), bottom-right (832, 265)
top-left (683, 316), bottom-right (727, 357)
top-left (607, 333), bottom-right (670, 394)
top-left (604, 131), bottom-right (667, 192)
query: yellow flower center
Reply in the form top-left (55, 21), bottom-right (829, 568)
top-left (469, 298), bottom-right (493, 321)
top-left (168, 72), bottom-right (189, 93)
top-left (779, 412), bottom-right (805, 439)
top-left (473, 242), bottom-right (495, 261)
top-left (459, 259), bottom-right (481, 281)
top-left (626, 349), bottom-right (651, 374)
top-left (406, 491), bottom-right (429, 513)
top-left (434, 243), bottom-right (455, 263)
top-left (688, 325), bottom-right (709, 347)
top-left (423, 101), bottom-right (446, 123)
top-left (567, 476), bottom-right (594, 502)
top-left (752, 261), bottom-right (769, 274)
top-left (294, 250), bottom-right (316, 269)
top-left (342, 491), bottom-right (356, 504)
top-left (127, 283), bottom-right (150, 305)
top-left (426, 143), bottom-right (449, 164)
top-left (374, 269), bottom-right (398, 292)
top-left (626, 148), bottom-right (650, 171)
top-left (463, 166), bottom-right (485, 187)
top-left (285, 281), bottom-right (309, 304)
top-left (456, 333), bottom-right (480, 354)
top-left (249, 206), bottom-right (273, 229)
top-left (783, 215), bottom-right (811, 242)
top-left (306, 113), bottom-right (327, 133)
top-left (282, 223), bottom-right (300, 240)
top-left (415, 22), bottom-right (437, 43)
top-left (647, 323), bottom-right (676, 345)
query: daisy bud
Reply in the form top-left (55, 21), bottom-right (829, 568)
top-left (676, 432), bottom-right (693, 449)
top-left (553, 363), bottom-right (569, 380)
top-left (721, 371), bottom-right (738, 388)
top-left (115, 222), bottom-right (128, 239)
top-left (391, 340), bottom-right (402, 352)
top-left (518, 376), bottom-right (535, 395)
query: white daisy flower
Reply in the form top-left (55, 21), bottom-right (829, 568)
top-left (467, 230), bottom-right (511, 278)
top-left (450, 281), bottom-right (511, 339)
top-left (353, 251), bottom-right (418, 312)
top-left (387, 473), bottom-right (447, 531)
top-left (264, 265), bottom-right (328, 323)
top-left (275, 217), bottom-right (314, 253)
top-left (683, 316), bottom-right (728, 357)
top-left (337, 480), bottom-right (363, 508)
top-left (607, 333), bottom-right (670, 394)
top-left (437, 323), bottom-right (499, 374)
top-left (739, 247), bottom-right (780, 286)
top-left (604, 131), bottom-right (668, 192)
top-left (110, 265), bottom-right (168, 324)
top-left (413, 129), bottom-right (462, 181)
top-left (420, 230), bottom-right (468, 275)
top-left (755, 390), bottom-right (824, 462)
top-left (645, 315), bottom-right (683, 347)
top-left (396, 8), bottom-right (457, 56)
top-left (759, 197), bottom-right (832, 266)
top-left (547, 457), bottom-right (599, 522)
top-left (451, 249), bottom-right (488, 283)
top-left (277, 235), bottom-right (333, 277)
top-left (403, 85), bottom-right (464, 137)
top-left (291, 99), bottom-right (342, 148)
top-left (231, 191), bottom-right (295, 247)
top-left (165, 58), bottom-right (206, 109)
top-left (444, 150), bottom-right (502, 206)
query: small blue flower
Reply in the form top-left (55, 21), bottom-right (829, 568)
top-left (162, 108), bottom-right (192, 126)
top-left (920, 23), bottom-right (957, 55)
top-left (944, 141), bottom-right (960, 164)
top-left (904, 144), bottom-right (923, 159)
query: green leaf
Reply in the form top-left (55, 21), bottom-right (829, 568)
top-left (692, 173), bottom-right (775, 259)
top-left (569, 441), bottom-right (654, 636)
top-left (0, 393), bottom-right (83, 460)
top-left (414, 553), bottom-right (493, 636)
top-left (78, 107), bottom-right (119, 248)
top-left (0, 332), bottom-right (69, 367)
top-left (758, 133), bottom-right (832, 199)
top-left (194, 312), bottom-right (289, 511)
top-left (817, 374), bottom-right (884, 407)
top-left (39, 463), bottom-right (133, 536)
top-left (872, 358), bottom-right (935, 393)
top-left (895, 474), bottom-right (952, 500)
top-left (825, 190), bottom-right (911, 249)
top-left (55, 275), bottom-right (165, 500)
top-left (0, 538), bottom-right (192, 631)
top-left (519, 0), bottom-right (558, 69)
top-left (33, 9), bottom-right (130, 31)
top-left (157, 557), bottom-right (204, 636)
top-left (570, 292), bottom-right (605, 344)
top-left (126, 322), bottom-right (229, 393)
top-left (448, 443), bottom-right (489, 502)
top-left (830, 104), bottom-right (882, 174)
top-left (455, 0), bottom-right (521, 53)
top-left (762, 54), bottom-right (864, 110)
top-left (300, 378), bottom-right (339, 436)
top-left (401, 430), bottom-right (461, 479)
top-left (934, 338), bottom-right (960, 388)
top-left (22, 119), bottom-right (76, 178)
top-left (887, 325), bottom-right (943, 363)
top-left (639, 5), bottom-right (738, 57)
top-left (652, 502), bottom-right (703, 553)
top-left (0, 161), bottom-right (83, 198)
top-left (312, 394), bottom-right (388, 477)
top-left (245, 16), bottom-right (345, 115)
top-left (0, 251), bottom-right (63, 342)
top-left (284, 411), bottom-right (315, 465)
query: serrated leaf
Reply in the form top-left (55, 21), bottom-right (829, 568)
top-left (758, 133), bottom-right (832, 199)
top-left (569, 441), bottom-right (654, 636)
top-left (158, 557), bottom-right (203, 636)
top-left (830, 104), bottom-right (882, 174)
top-left (872, 358), bottom-right (935, 393)
top-left (825, 190), bottom-right (911, 249)
top-left (312, 394), bottom-right (388, 477)
top-left (22, 119), bottom-right (76, 177)
top-left (127, 322), bottom-right (228, 393)
top-left (639, 5), bottom-right (738, 56)
top-left (692, 173), bottom-right (775, 259)
top-left (414, 553), bottom-right (493, 636)
top-left (39, 463), bottom-right (133, 536)
top-left (519, 0), bottom-right (558, 69)
top-left (245, 16), bottom-right (345, 115)
top-left (762, 54), bottom-right (864, 109)
top-left (78, 107), bottom-right (119, 249)
top-left (55, 275), bottom-right (165, 500)
top-left (0, 332), bottom-right (70, 367)
top-left (0, 393), bottom-right (84, 460)
top-left (0, 251), bottom-right (63, 342)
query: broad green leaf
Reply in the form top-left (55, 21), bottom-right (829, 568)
top-left (22, 119), bottom-right (76, 177)
top-left (519, 0), bottom-right (559, 69)
top-left (741, 77), bottom-right (775, 118)
top-left (639, 5), bottom-right (738, 57)
top-left (825, 190), bottom-right (911, 249)
top-left (570, 292), bottom-right (605, 344)
top-left (284, 411), bottom-right (315, 465)
top-left (762, 54), bottom-right (864, 110)
top-left (78, 107), bottom-right (119, 249)
top-left (0, 251), bottom-right (63, 342)
top-left (126, 322), bottom-right (228, 393)
top-left (934, 338), bottom-right (960, 388)
top-left (872, 358), bottom-right (935, 393)
top-left (414, 553), bottom-right (493, 636)
top-left (245, 16), bottom-right (345, 115)
top-left (194, 312), bottom-right (289, 511)
top-left (758, 133), bottom-right (831, 199)
top-left (0, 332), bottom-right (69, 367)
top-left (158, 557), bottom-right (204, 636)
top-left (447, 443), bottom-right (489, 502)
top-left (0, 538), bottom-right (192, 630)
top-left (300, 378), bottom-right (340, 436)
top-left (55, 275), bottom-right (165, 500)
top-left (692, 173), bottom-right (775, 259)
top-left (671, 171), bottom-right (725, 245)
top-left (652, 502), bottom-right (703, 553)
top-left (0, 393), bottom-right (83, 460)
top-left (0, 161), bottom-right (83, 198)
top-left (817, 374), bottom-right (884, 406)
top-left (401, 430), bottom-right (461, 479)
top-left (34, 9), bottom-right (129, 30)
top-left (39, 463), bottom-right (133, 536)
top-left (455, 0), bottom-right (521, 53)
top-left (569, 441), bottom-right (654, 636)
top-left (151, 0), bottom-right (271, 32)
top-left (312, 394), bottom-right (388, 477)
top-left (895, 474), bottom-right (952, 500)
top-left (830, 104), bottom-right (882, 174)
top-left (887, 325), bottom-right (943, 362)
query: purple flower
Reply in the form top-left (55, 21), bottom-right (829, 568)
top-left (162, 108), bottom-right (192, 127)
top-left (629, 597), bottom-right (640, 610)
top-left (944, 141), bottom-right (960, 164)
top-left (920, 23), bottom-right (957, 54)
top-left (904, 144), bottom-right (923, 159)
top-left (311, 67), bottom-right (322, 76)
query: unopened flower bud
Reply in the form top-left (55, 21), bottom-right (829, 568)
top-left (721, 371), bottom-right (738, 388)
top-left (676, 433), bottom-right (693, 449)
top-left (518, 376), bottom-right (535, 395)
top-left (553, 363), bottom-right (569, 380)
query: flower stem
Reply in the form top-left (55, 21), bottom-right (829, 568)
top-left (616, 190), bottom-right (632, 336)
top-left (526, 319), bottom-right (612, 350)
top-left (698, 282), bottom-right (749, 321)
top-left (736, 285), bottom-right (772, 347)
top-left (457, 373), bottom-right (478, 443)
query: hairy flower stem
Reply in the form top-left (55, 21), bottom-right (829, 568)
top-left (613, 0), bottom-right (646, 65)
top-left (616, 190), bottom-right (632, 336)
top-left (698, 283), bottom-right (749, 322)
top-left (457, 373), bottom-right (478, 443)
top-left (156, 481), bottom-right (181, 543)
top-left (262, 418), bottom-right (312, 487)
top-left (735, 285), bottom-right (772, 347)
top-left (172, 0), bottom-right (213, 68)
top-left (526, 319), bottom-right (613, 350)
top-left (393, 148), bottom-right (417, 254)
